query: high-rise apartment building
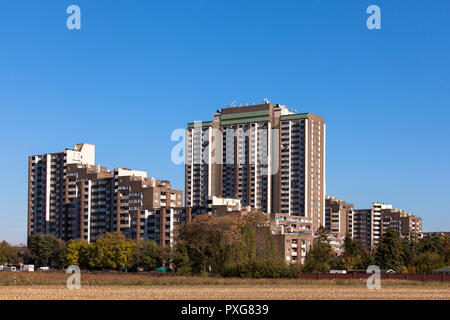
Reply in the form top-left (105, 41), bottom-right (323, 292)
top-left (325, 196), bottom-right (354, 236)
top-left (351, 208), bottom-right (373, 248)
top-left (352, 202), bottom-right (422, 248)
top-left (185, 102), bottom-right (326, 231)
top-left (28, 143), bottom-right (96, 238)
top-left (380, 208), bottom-right (422, 240)
top-left (28, 144), bottom-right (184, 244)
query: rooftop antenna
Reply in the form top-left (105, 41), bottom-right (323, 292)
top-left (263, 98), bottom-right (270, 104)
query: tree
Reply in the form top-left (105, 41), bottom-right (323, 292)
top-left (14, 244), bottom-right (31, 265)
top-left (60, 239), bottom-right (91, 269)
top-left (302, 227), bottom-right (340, 273)
top-left (173, 213), bottom-right (244, 274)
top-left (88, 233), bottom-right (135, 270)
top-left (27, 234), bottom-right (64, 267)
top-left (443, 235), bottom-right (450, 265)
top-left (341, 235), bottom-right (366, 270)
top-left (133, 239), bottom-right (162, 271)
top-left (0, 241), bottom-right (17, 265)
top-left (172, 211), bottom-right (285, 277)
top-left (374, 228), bottom-right (403, 272)
top-left (359, 246), bottom-right (375, 269)
top-left (413, 252), bottom-right (445, 274)
top-left (399, 236), bottom-right (417, 272)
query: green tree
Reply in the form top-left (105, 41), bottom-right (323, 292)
top-left (60, 239), bottom-right (91, 269)
top-left (399, 236), bottom-right (418, 272)
top-left (302, 227), bottom-right (340, 273)
top-left (413, 252), bottom-right (445, 274)
top-left (88, 233), bottom-right (135, 270)
top-left (173, 214), bottom-right (244, 274)
top-left (133, 239), bottom-right (162, 271)
top-left (0, 241), bottom-right (17, 265)
top-left (409, 234), bottom-right (449, 273)
top-left (172, 211), bottom-right (284, 277)
top-left (374, 228), bottom-right (403, 272)
top-left (341, 235), bottom-right (366, 270)
top-left (27, 234), bottom-right (64, 267)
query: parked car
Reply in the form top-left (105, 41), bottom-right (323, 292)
top-left (2, 266), bottom-right (17, 272)
top-left (38, 266), bottom-right (50, 272)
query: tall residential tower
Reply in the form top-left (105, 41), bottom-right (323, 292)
top-left (185, 102), bottom-right (326, 231)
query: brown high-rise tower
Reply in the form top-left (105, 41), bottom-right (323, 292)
top-left (185, 102), bottom-right (326, 231)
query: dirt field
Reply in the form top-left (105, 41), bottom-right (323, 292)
top-left (0, 273), bottom-right (449, 300)
top-left (1, 284), bottom-right (449, 300)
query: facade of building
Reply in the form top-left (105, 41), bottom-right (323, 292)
top-left (273, 233), bottom-right (313, 264)
top-left (380, 209), bottom-right (422, 240)
top-left (206, 196), bottom-right (252, 216)
top-left (351, 209), bottom-right (373, 248)
top-left (324, 196), bottom-right (354, 237)
top-left (270, 213), bottom-right (313, 263)
top-left (185, 102), bottom-right (326, 231)
top-left (28, 143), bottom-right (96, 239)
top-left (352, 202), bottom-right (422, 248)
top-left (28, 144), bottom-right (184, 245)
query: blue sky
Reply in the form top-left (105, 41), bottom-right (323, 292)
top-left (0, 0), bottom-right (449, 244)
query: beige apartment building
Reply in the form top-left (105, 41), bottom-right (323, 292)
top-left (270, 213), bottom-right (314, 263)
top-left (28, 144), bottom-right (184, 245)
top-left (352, 202), bottom-right (422, 249)
top-left (185, 102), bottom-right (326, 231)
top-left (325, 196), bottom-right (354, 237)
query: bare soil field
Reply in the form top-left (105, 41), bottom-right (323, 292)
top-left (1, 284), bottom-right (449, 300)
top-left (0, 273), bottom-right (449, 300)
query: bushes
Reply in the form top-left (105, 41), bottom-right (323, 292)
top-left (222, 259), bottom-right (302, 278)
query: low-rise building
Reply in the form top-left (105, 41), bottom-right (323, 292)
top-left (269, 213), bottom-right (314, 263)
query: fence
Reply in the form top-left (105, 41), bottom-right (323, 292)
top-left (298, 272), bottom-right (450, 282)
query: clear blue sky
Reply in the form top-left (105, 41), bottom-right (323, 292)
top-left (0, 0), bottom-right (449, 244)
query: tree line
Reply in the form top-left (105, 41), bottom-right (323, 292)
top-left (303, 227), bottom-right (449, 274)
top-left (0, 233), bottom-right (162, 271)
top-left (0, 212), bottom-right (448, 276)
